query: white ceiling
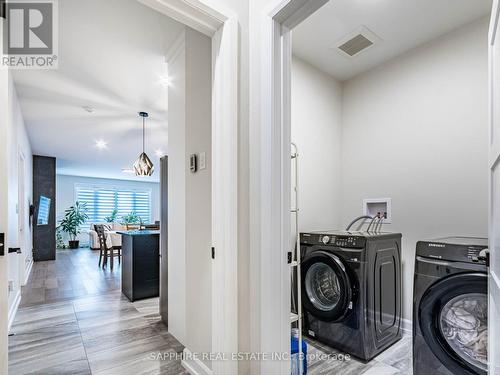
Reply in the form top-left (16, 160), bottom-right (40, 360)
top-left (13, 0), bottom-right (184, 182)
top-left (292, 0), bottom-right (492, 82)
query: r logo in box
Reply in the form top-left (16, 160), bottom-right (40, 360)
top-left (2, 0), bottom-right (58, 69)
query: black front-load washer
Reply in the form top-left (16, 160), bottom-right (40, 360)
top-left (300, 231), bottom-right (402, 361)
top-left (413, 237), bottom-right (488, 375)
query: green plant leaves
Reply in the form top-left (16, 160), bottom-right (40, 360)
top-left (59, 201), bottom-right (89, 241)
top-left (104, 209), bottom-right (119, 223)
top-left (121, 211), bottom-right (141, 225)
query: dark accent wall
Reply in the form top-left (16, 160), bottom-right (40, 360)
top-left (33, 155), bottom-right (56, 261)
top-left (159, 156), bottom-right (168, 323)
top-left (0, 0), bottom-right (5, 19)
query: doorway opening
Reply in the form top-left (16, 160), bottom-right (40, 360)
top-left (260, 0), bottom-right (491, 373)
top-left (3, 0), bottom-right (238, 374)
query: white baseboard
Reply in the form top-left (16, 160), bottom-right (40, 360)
top-left (401, 318), bottom-right (413, 335)
top-left (23, 259), bottom-right (33, 286)
top-left (181, 348), bottom-right (213, 375)
top-left (8, 290), bottom-right (21, 331)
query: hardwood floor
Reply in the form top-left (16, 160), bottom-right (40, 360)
top-left (8, 248), bottom-right (188, 375)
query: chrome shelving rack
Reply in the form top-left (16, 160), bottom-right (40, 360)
top-left (290, 143), bottom-right (303, 375)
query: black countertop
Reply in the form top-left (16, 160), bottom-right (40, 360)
top-left (117, 230), bottom-right (160, 236)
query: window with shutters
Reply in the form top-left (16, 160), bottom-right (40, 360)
top-left (74, 183), bottom-right (152, 224)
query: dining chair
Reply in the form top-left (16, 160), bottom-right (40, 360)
top-left (94, 224), bottom-right (121, 269)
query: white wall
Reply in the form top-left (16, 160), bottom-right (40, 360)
top-left (7, 78), bottom-right (34, 321)
top-left (291, 57), bottom-right (343, 234)
top-left (56, 174), bottom-right (160, 244)
top-left (184, 28), bottom-right (212, 369)
top-left (341, 18), bottom-right (489, 321)
top-left (167, 27), bottom-right (212, 369)
top-left (291, 18), bottom-right (489, 323)
top-left (167, 29), bottom-right (187, 346)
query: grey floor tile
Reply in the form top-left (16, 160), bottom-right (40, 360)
top-left (306, 333), bottom-right (412, 375)
top-left (86, 336), bottom-right (176, 373)
top-left (376, 336), bottom-right (412, 371)
top-left (9, 248), bottom-right (186, 375)
top-left (22, 358), bottom-right (93, 375)
top-left (9, 338), bottom-right (88, 375)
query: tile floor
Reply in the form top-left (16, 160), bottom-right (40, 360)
top-left (307, 334), bottom-right (412, 374)
top-left (8, 248), bottom-right (187, 375)
top-left (9, 248), bottom-right (413, 374)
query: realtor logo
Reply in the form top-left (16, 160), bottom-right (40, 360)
top-left (2, 0), bottom-right (58, 69)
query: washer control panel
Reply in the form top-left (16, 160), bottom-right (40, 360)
top-left (332, 236), bottom-right (363, 248)
top-left (300, 232), bottom-right (368, 249)
top-left (416, 238), bottom-right (488, 264)
top-left (467, 247), bottom-right (487, 264)
top-left (300, 234), bottom-right (366, 249)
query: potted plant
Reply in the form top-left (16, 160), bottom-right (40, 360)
top-left (104, 209), bottom-right (118, 223)
top-left (121, 211), bottom-right (142, 230)
top-left (55, 226), bottom-right (66, 249)
top-left (59, 201), bottom-right (88, 249)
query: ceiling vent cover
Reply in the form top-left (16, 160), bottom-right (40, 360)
top-left (336, 26), bottom-right (380, 57)
top-left (338, 34), bottom-right (373, 56)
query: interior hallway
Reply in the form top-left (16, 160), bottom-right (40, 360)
top-left (8, 249), bottom-right (187, 375)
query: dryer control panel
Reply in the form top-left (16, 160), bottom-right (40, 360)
top-left (416, 237), bottom-right (488, 264)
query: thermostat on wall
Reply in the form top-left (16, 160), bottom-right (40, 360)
top-left (363, 198), bottom-right (392, 224)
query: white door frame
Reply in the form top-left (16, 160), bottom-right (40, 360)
top-left (0, 16), bottom-right (10, 375)
top-left (255, 0), bottom-right (328, 374)
top-left (488, 1), bottom-right (500, 373)
top-left (17, 150), bottom-right (27, 286)
top-left (137, 1), bottom-right (238, 374)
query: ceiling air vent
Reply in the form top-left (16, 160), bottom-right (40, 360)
top-left (336, 26), bottom-right (380, 57)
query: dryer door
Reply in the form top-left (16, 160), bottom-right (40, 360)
top-left (419, 273), bottom-right (487, 375)
top-left (301, 251), bottom-right (354, 322)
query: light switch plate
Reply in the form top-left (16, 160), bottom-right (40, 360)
top-left (190, 154), bottom-right (198, 173)
top-left (199, 152), bottom-right (206, 170)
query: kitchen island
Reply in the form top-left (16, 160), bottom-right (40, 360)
top-left (118, 230), bottom-right (160, 302)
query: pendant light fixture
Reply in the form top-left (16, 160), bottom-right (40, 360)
top-left (133, 111), bottom-right (154, 176)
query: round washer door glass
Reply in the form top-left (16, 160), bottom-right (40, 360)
top-left (305, 262), bottom-right (341, 311)
top-left (439, 293), bottom-right (488, 371)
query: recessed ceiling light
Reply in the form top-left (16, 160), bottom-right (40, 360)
top-left (82, 105), bottom-right (95, 113)
top-left (95, 140), bottom-right (107, 149)
top-left (159, 75), bottom-right (172, 87)
top-left (155, 149), bottom-right (165, 157)
top-left (121, 168), bottom-right (135, 174)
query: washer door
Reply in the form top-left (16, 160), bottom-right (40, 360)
top-left (301, 251), bottom-right (353, 322)
top-left (419, 273), bottom-right (488, 375)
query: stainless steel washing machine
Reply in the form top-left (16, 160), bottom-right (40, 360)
top-left (300, 230), bottom-right (402, 361)
top-left (413, 237), bottom-right (488, 375)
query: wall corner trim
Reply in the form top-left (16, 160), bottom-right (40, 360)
top-left (401, 318), bottom-right (413, 335)
top-left (8, 290), bottom-right (21, 332)
top-left (181, 348), bottom-right (213, 375)
top-left (23, 259), bottom-right (33, 286)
